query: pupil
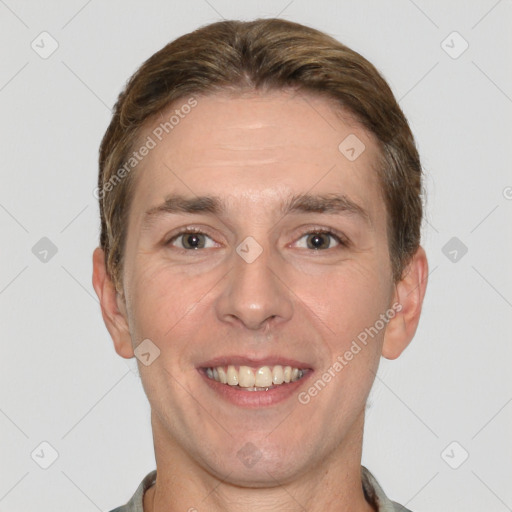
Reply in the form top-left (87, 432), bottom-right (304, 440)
top-left (309, 234), bottom-right (326, 249)
top-left (185, 234), bottom-right (203, 249)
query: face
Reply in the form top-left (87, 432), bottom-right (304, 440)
top-left (96, 89), bottom-right (422, 487)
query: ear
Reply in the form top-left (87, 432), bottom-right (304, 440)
top-left (92, 247), bottom-right (134, 359)
top-left (382, 246), bottom-right (428, 360)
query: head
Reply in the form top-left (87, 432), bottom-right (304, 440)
top-left (93, 18), bottom-right (427, 487)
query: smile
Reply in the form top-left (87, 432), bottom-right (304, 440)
top-left (204, 364), bottom-right (306, 390)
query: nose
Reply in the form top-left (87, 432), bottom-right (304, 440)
top-left (214, 240), bottom-right (294, 331)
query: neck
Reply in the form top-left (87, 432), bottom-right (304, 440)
top-left (144, 409), bottom-right (375, 512)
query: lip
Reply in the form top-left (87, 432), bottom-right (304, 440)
top-left (198, 366), bottom-right (313, 409)
top-left (198, 355), bottom-right (313, 370)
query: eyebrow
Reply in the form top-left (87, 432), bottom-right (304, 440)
top-left (142, 192), bottom-right (371, 228)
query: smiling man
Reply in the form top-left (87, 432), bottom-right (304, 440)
top-left (93, 18), bottom-right (428, 512)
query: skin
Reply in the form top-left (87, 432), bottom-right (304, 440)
top-left (93, 89), bottom-right (428, 512)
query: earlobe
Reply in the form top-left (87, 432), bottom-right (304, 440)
top-left (92, 247), bottom-right (134, 359)
top-left (382, 246), bottom-right (428, 360)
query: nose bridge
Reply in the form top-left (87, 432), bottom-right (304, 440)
top-left (215, 234), bottom-right (293, 330)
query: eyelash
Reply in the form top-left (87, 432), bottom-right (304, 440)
top-left (164, 226), bottom-right (349, 251)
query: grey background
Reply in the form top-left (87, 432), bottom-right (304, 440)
top-left (1, 0), bottom-right (511, 510)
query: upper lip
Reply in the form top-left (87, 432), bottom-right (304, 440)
top-left (198, 355), bottom-right (313, 369)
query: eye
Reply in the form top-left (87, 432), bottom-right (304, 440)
top-left (166, 230), bottom-right (217, 250)
top-left (294, 230), bottom-right (346, 250)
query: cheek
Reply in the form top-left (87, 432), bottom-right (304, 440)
top-left (125, 258), bottom-right (175, 336)
top-left (305, 261), bottom-right (392, 342)
top-left (299, 266), bottom-right (391, 415)
top-left (126, 258), bottom-right (216, 352)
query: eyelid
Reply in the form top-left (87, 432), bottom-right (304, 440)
top-left (164, 225), bottom-right (350, 250)
top-left (291, 227), bottom-right (349, 249)
top-left (164, 226), bottom-right (219, 248)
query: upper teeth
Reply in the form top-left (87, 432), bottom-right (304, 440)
top-left (206, 365), bottom-right (304, 388)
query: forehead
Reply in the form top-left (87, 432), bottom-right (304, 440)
top-left (129, 89), bottom-right (385, 225)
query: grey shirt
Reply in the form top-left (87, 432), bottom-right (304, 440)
top-left (109, 466), bottom-right (412, 511)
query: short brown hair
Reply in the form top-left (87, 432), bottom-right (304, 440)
top-left (98, 18), bottom-right (423, 292)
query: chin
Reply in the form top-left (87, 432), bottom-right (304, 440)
top-left (202, 435), bottom-right (316, 488)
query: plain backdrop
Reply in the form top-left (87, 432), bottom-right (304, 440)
top-left (0, 1), bottom-right (511, 511)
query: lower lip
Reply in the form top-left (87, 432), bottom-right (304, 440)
top-left (199, 369), bottom-right (312, 408)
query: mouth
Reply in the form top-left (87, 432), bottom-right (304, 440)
top-left (203, 364), bottom-right (307, 391)
top-left (198, 358), bottom-right (312, 407)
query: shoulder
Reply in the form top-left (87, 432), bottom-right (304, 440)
top-left (107, 470), bottom-right (157, 512)
top-left (362, 466), bottom-right (413, 512)
top-left (391, 501), bottom-right (412, 512)
top-left (391, 501), bottom-right (414, 512)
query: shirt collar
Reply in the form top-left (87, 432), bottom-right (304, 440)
top-left (361, 466), bottom-right (411, 511)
